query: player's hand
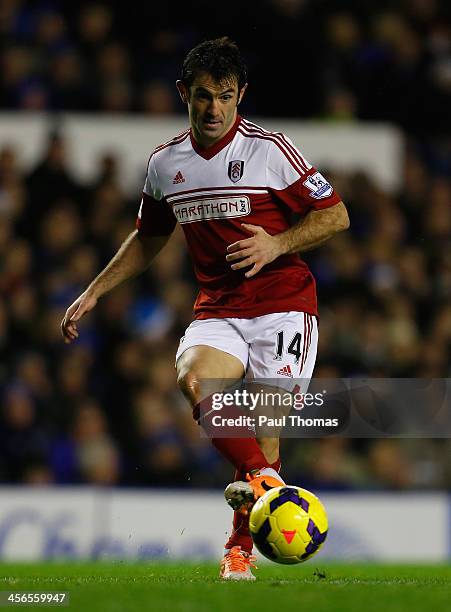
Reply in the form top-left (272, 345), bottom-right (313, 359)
top-left (226, 223), bottom-right (284, 278)
top-left (61, 290), bottom-right (98, 344)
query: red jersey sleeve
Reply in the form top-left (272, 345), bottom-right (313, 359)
top-left (135, 154), bottom-right (176, 236)
top-left (266, 136), bottom-right (342, 215)
top-left (136, 193), bottom-right (176, 236)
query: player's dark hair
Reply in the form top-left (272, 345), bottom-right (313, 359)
top-left (181, 37), bottom-right (247, 92)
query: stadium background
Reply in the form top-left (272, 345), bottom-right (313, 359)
top-left (0, 0), bottom-right (450, 560)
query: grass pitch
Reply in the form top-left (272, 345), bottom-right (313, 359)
top-left (0, 562), bottom-right (449, 612)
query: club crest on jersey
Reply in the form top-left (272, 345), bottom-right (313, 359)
top-left (303, 172), bottom-right (333, 199)
top-left (228, 160), bottom-right (245, 183)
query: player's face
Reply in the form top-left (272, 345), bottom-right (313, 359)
top-left (177, 73), bottom-right (247, 148)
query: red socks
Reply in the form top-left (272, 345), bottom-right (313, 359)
top-left (194, 399), bottom-right (271, 474)
top-left (211, 438), bottom-right (270, 474)
top-left (225, 458), bottom-right (281, 553)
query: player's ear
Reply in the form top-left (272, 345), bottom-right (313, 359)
top-left (237, 83), bottom-right (248, 106)
top-left (176, 80), bottom-right (189, 104)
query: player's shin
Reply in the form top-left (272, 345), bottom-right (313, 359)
top-left (225, 469), bottom-right (253, 553)
top-left (194, 398), bottom-right (271, 474)
top-left (225, 457), bottom-right (282, 552)
top-left (211, 438), bottom-right (270, 474)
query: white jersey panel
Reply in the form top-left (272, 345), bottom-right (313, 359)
top-left (150, 133), bottom-right (268, 198)
top-left (145, 120), bottom-right (315, 200)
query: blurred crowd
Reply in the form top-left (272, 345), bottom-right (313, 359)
top-left (0, 132), bottom-right (449, 490)
top-left (0, 0), bottom-right (450, 491)
top-left (1, 1), bottom-right (451, 133)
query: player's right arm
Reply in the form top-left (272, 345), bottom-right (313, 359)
top-left (61, 231), bottom-right (170, 343)
top-left (61, 152), bottom-right (176, 344)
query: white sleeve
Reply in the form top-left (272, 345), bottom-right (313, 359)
top-left (266, 136), bottom-right (341, 213)
top-left (266, 135), bottom-right (313, 190)
top-left (143, 154), bottom-right (164, 201)
top-left (137, 153), bottom-right (176, 236)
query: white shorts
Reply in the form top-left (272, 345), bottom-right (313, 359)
top-left (175, 311), bottom-right (318, 392)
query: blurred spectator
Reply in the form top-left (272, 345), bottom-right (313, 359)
top-left (322, 89), bottom-right (357, 121)
top-left (49, 398), bottom-right (121, 485)
top-left (0, 384), bottom-right (50, 482)
top-left (141, 81), bottom-right (177, 115)
top-left (49, 49), bottom-right (85, 110)
top-left (25, 132), bottom-right (80, 239)
top-left (77, 4), bottom-right (114, 62)
top-left (367, 440), bottom-right (413, 489)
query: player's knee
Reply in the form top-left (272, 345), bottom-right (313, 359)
top-left (177, 370), bottom-right (201, 407)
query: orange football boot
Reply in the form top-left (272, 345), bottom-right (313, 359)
top-left (224, 470), bottom-right (284, 514)
top-left (219, 546), bottom-right (257, 581)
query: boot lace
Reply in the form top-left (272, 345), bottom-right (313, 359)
top-left (224, 546), bottom-right (257, 572)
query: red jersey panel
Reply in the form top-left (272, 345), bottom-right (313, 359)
top-left (136, 116), bottom-right (342, 319)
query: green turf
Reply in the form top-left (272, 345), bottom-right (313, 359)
top-left (0, 562), bottom-right (449, 612)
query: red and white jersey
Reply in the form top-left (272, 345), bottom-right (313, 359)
top-left (136, 115), bottom-right (342, 319)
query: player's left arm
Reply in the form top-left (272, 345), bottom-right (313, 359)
top-left (227, 136), bottom-right (350, 278)
top-left (226, 201), bottom-right (349, 279)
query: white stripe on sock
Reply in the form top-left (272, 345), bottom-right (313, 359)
top-left (259, 467), bottom-right (285, 483)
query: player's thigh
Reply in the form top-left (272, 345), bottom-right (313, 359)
top-left (247, 311), bottom-right (318, 387)
top-left (176, 319), bottom-right (247, 404)
top-left (176, 344), bottom-right (245, 380)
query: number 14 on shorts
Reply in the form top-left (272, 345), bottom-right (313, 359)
top-left (274, 331), bottom-right (303, 364)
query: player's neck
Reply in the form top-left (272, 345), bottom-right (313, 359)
top-left (192, 114), bottom-right (240, 150)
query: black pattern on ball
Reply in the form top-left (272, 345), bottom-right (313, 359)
top-left (301, 519), bottom-right (328, 559)
top-left (252, 517), bottom-right (277, 560)
top-left (269, 487), bottom-right (302, 513)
